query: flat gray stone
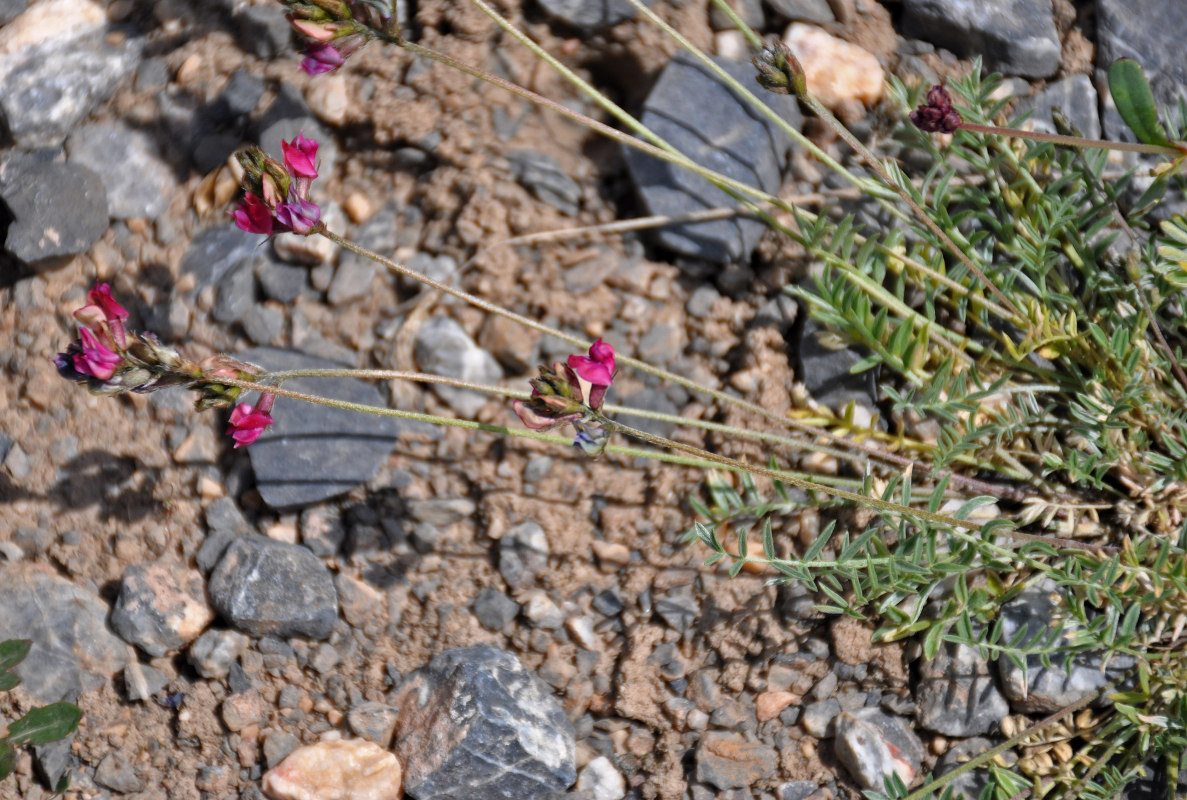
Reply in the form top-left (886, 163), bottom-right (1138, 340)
top-left (536, 0), bottom-right (654, 29)
top-left (0, 564), bottom-right (128, 703)
top-left (0, 156), bottom-right (108, 265)
top-left (915, 641), bottom-right (1009, 736)
top-left (393, 644), bottom-right (576, 800)
top-left (623, 52), bottom-right (801, 263)
top-left (902, 0), bottom-right (1060, 78)
top-left (1013, 75), bottom-right (1101, 139)
top-left (1097, 0), bottom-right (1187, 140)
top-left (413, 316), bottom-right (503, 418)
top-left (234, 347), bottom-right (402, 509)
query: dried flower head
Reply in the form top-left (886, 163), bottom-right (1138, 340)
top-left (910, 85), bottom-right (963, 134)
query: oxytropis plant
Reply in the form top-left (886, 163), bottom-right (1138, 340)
top-left (49, 0), bottom-right (1187, 797)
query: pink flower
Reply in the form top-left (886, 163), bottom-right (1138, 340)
top-left (275, 197), bottom-right (322, 235)
top-left (227, 401), bottom-right (275, 448)
top-left (282, 133), bottom-right (319, 179)
top-left (73, 327), bottom-right (121, 381)
top-left (300, 43), bottom-right (344, 75)
top-left (232, 193), bottom-right (274, 235)
top-left (566, 339), bottom-right (616, 409)
top-left (290, 18), bottom-right (340, 43)
top-left (74, 282), bottom-right (130, 348)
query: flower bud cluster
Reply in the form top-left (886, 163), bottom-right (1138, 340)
top-left (514, 340), bottom-right (616, 457)
top-left (910, 85), bottom-right (963, 135)
top-left (56, 284), bottom-right (277, 448)
top-left (233, 133), bottom-right (323, 236)
top-left (753, 40), bottom-right (806, 98)
top-left (280, 0), bottom-right (394, 75)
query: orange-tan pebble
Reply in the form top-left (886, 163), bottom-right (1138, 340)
top-left (755, 691), bottom-right (800, 723)
top-left (262, 739), bottom-right (404, 800)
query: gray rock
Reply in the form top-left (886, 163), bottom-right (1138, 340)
top-left (139, 294), bottom-right (191, 341)
top-left (0, 564), bottom-right (128, 703)
top-left (188, 628), bottom-right (249, 679)
top-left (623, 52), bottom-right (801, 263)
top-left (134, 57), bottom-right (169, 93)
top-left (213, 261), bottom-right (257, 324)
top-left (779, 780), bottom-right (819, 800)
top-left (473, 588), bottom-right (520, 631)
top-left (413, 316), bottom-right (504, 417)
top-left (498, 520), bottom-right (551, 589)
top-left (213, 69), bottom-right (267, 123)
top-left (695, 731), bottom-right (778, 790)
top-left (916, 640), bottom-right (1009, 736)
top-left (562, 247), bottom-right (619, 295)
top-left (0, 157), bottom-right (108, 265)
top-left (1097, 0), bottom-right (1187, 140)
top-left (932, 737), bottom-right (997, 800)
top-left (508, 150), bottom-right (582, 216)
top-left (33, 735), bottom-right (74, 791)
top-left (234, 347), bottom-right (403, 509)
top-left (347, 701), bottom-right (400, 747)
top-left (615, 388), bottom-right (680, 440)
top-left (393, 644), bottom-right (576, 800)
top-left (901, 0), bottom-right (1060, 79)
top-left (208, 536), bottom-right (339, 639)
top-left (94, 753), bottom-right (145, 794)
top-left (0, 34), bottom-right (143, 147)
top-left (110, 562), bottom-right (213, 657)
top-left (122, 662), bottom-right (168, 702)
top-left (686, 285), bottom-right (722, 318)
top-left (263, 730), bottom-right (301, 768)
top-left (994, 580), bottom-right (1136, 713)
top-left (257, 259), bottom-right (309, 303)
top-left (66, 121), bottom-right (174, 220)
top-left (796, 317), bottom-right (879, 416)
top-left (654, 585), bottom-right (700, 633)
top-left (834, 709), bottom-right (925, 791)
top-left (765, 0), bottom-right (833, 24)
top-left (233, 4), bottom-right (293, 59)
top-left (536, 0), bottom-right (654, 29)
top-left (1013, 75), bottom-right (1101, 139)
top-left (181, 226), bottom-right (264, 292)
top-left (327, 258), bottom-right (380, 306)
top-left (709, 0), bottom-right (763, 30)
top-left (243, 304), bottom-right (286, 345)
top-left (800, 698), bottom-right (841, 737)
top-left (637, 322), bottom-right (683, 366)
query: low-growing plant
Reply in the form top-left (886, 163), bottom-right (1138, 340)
top-left (0, 640), bottom-right (82, 793)
top-left (48, 0), bottom-right (1187, 797)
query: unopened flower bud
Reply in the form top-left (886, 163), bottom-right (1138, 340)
top-left (754, 40), bottom-right (806, 98)
top-left (910, 85), bottom-right (963, 134)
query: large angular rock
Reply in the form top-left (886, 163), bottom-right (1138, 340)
top-left (234, 347), bottom-right (403, 509)
top-left (393, 644), bottom-right (576, 800)
top-left (902, 0), bottom-right (1060, 79)
top-left (110, 562), bottom-right (214, 657)
top-left (413, 316), bottom-right (504, 418)
top-left (0, 563), bottom-right (128, 703)
top-left (915, 640), bottom-right (1009, 736)
top-left (624, 52), bottom-right (802, 264)
top-left (536, 0), bottom-right (654, 30)
top-left (1013, 75), bottom-right (1100, 139)
top-left (1097, 0), bottom-right (1187, 141)
top-left (994, 580), bottom-right (1136, 713)
top-left (208, 536), bottom-right (338, 639)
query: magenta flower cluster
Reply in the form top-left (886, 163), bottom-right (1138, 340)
top-left (232, 133), bottom-right (323, 237)
top-left (281, 0), bottom-right (390, 76)
top-left (514, 340), bottom-right (617, 456)
top-left (56, 283), bottom-right (277, 448)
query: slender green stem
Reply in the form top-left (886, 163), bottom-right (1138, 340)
top-left (960, 122), bottom-right (1187, 156)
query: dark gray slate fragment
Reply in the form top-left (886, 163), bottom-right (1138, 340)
top-left (0, 564), bottom-right (128, 703)
top-left (624, 52), bottom-right (801, 263)
top-left (915, 641), bottom-right (1009, 736)
top-left (536, 0), bottom-right (654, 29)
top-left (208, 536), bottom-right (338, 639)
top-left (94, 753), bottom-right (145, 793)
top-left (902, 0), bottom-right (1059, 78)
top-left (110, 563), bottom-right (211, 657)
top-left (473, 588), bottom-right (520, 631)
top-left (66, 121), bottom-right (174, 220)
top-left (213, 260), bottom-right (257, 324)
top-left (0, 34), bottom-right (143, 147)
top-left (795, 318), bottom-right (879, 415)
top-left (1097, 0), bottom-right (1187, 140)
top-left (413, 316), bottom-right (503, 418)
top-left (393, 644), bottom-right (576, 800)
top-left (995, 579), bottom-right (1136, 713)
top-left (234, 347), bottom-right (402, 509)
top-left (233, 5), bottom-right (293, 59)
top-left (765, 0), bottom-right (833, 24)
top-left (1, 159), bottom-right (108, 265)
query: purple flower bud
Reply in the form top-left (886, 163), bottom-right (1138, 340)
top-left (227, 395), bottom-right (276, 448)
top-left (275, 197), bottom-right (322, 235)
top-left (301, 42), bottom-right (344, 75)
top-left (910, 85), bottom-right (963, 134)
top-left (232, 193), bottom-right (274, 235)
top-left (282, 133), bottom-right (319, 179)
